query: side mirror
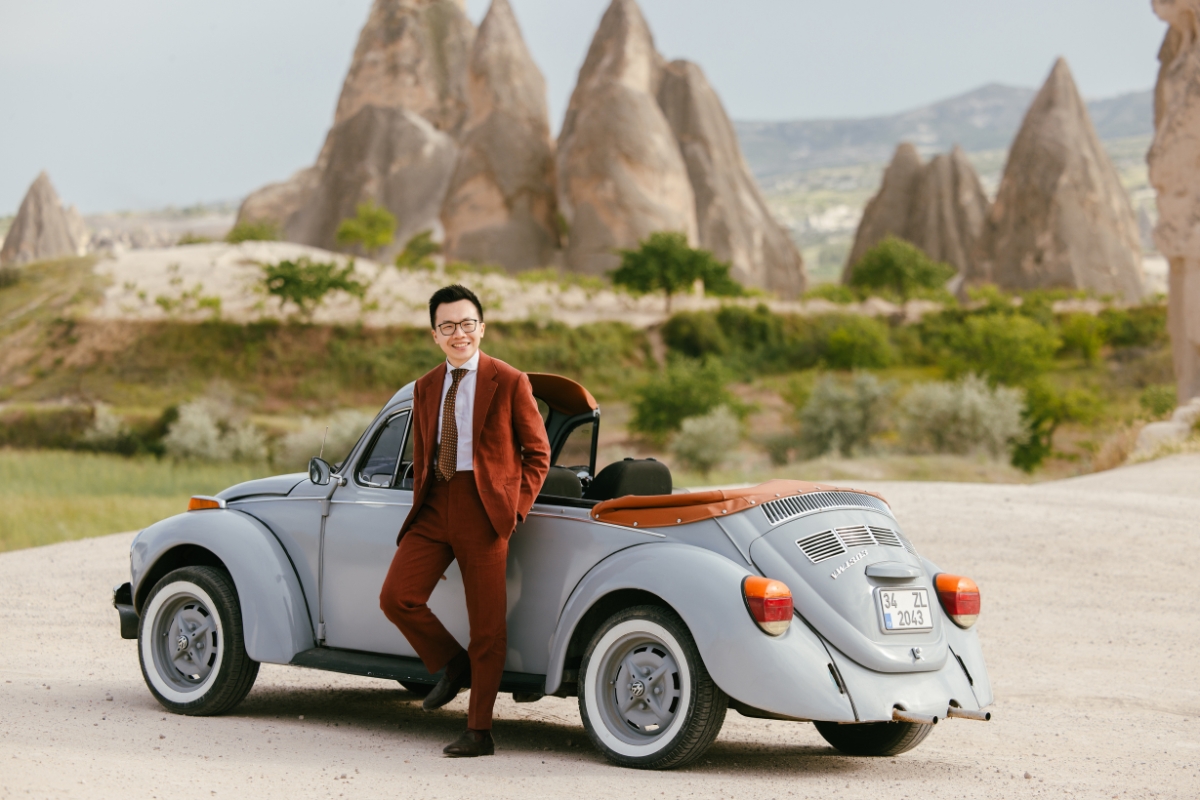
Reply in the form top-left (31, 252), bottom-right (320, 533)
top-left (308, 457), bottom-right (332, 486)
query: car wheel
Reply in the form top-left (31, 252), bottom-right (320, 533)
top-left (398, 680), bottom-right (434, 697)
top-left (138, 566), bottom-right (259, 716)
top-left (813, 719), bottom-right (933, 756)
top-left (579, 605), bottom-right (727, 769)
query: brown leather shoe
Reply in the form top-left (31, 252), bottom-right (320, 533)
top-left (422, 651), bottom-right (471, 711)
top-left (443, 729), bottom-right (494, 757)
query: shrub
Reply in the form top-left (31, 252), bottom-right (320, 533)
top-left (162, 399), bottom-right (267, 462)
top-left (797, 373), bottom-right (892, 457)
top-left (1058, 313), bottom-right (1104, 362)
top-left (225, 219), bottom-right (279, 243)
top-left (80, 404), bottom-right (132, 450)
top-left (176, 232), bottom-right (213, 245)
top-left (612, 231), bottom-right (742, 312)
top-left (0, 406), bottom-right (93, 449)
top-left (336, 201), bottom-right (396, 258)
top-left (1099, 305), bottom-right (1168, 349)
top-left (819, 314), bottom-right (894, 370)
top-left (394, 230), bottom-right (440, 271)
top-left (661, 311), bottom-right (729, 359)
top-left (671, 406), bottom-right (741, 477)
top-left (940, 313), bottom-right (1061, 386)
top-left (629, 359), bottom-right (732, 444)
top-left (899, 375), bottom-right (1024, 458)
top-left (1009, 380), bottom-right (1102, 472)
top-left (846, 236), bottom-right (957, 301)
top-left (1139, 384), bottom-right (1177, 419)
top-left (0, 265), bottom-right (20, 288)
top-left (273, 409), bottom-right (377, 471)
top-left (757, 430), bottom-right (802, 466)
top-left (262, 257), bottom-right (367, 318)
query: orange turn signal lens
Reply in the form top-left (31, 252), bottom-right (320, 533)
top-left (741, 576), bottom-right (793, 636)
top-left (935, 573), bottom-right (980, 629)
top-left (187, 496), bottom-right (224, 511)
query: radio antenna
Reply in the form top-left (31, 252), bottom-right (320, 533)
top-left (318, 426), bottom-right (329, 459)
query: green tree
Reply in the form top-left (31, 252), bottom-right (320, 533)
top-left (629, 358), bottom-right (732, 445)
top-left (940, 313), bottom-right (1061, 386)
top-left (611, 232), bottom-right (742, 312)
top-left (262, 258), bottom-right (367, 319)
top-left (394, 229), bottom-right (441, 271)
top-left (336, 201), bottom-right (396, 258)
top-left (846, 236), bottom-right (956, 301)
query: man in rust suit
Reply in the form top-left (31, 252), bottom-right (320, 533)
top-left (380, 284), bottom-right (550, 757)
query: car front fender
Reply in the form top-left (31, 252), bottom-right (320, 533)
top-left (130, 509), bottom-right (315, 665)
top-left (545, 542), bottom-right (856, 722)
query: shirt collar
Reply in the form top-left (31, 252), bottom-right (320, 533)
top-left (446, 350), bottom-right (480, 373)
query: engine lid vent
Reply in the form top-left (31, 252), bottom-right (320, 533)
top-left (796, 524), bottom-right (909, 564)
top-left (761, 490), bottom-right (892, 526)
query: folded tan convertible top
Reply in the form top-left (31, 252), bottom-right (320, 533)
top-left (590, 479), bottom-right (889, 529)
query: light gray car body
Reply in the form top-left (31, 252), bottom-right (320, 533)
top-left (123, 381), bottom-right (992, 724)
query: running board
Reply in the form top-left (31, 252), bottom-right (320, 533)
top-left (289, 647), bottom-right (547, 694)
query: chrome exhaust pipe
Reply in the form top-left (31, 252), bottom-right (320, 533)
top-left (946, 706), bottom-right (991, 721)
top-left (892, 707), bottom-right (938, 725)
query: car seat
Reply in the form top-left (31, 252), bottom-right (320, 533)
top-left (539, 465), bottom-right (583, 499)
top-left (582, 458), bottom-right (672, 502)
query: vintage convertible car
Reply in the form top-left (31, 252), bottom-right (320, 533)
top-left (113, 374), bottom-right (992, 769)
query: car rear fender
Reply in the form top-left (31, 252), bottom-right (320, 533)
top-left (921, 556), bottom-right (993, 708)
top-left (130, 509), bottom-right (315, 664)
top-left (545, 542), bottom-right (856, 722)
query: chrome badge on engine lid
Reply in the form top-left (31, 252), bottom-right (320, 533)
top-left (877, 587), bottom-right (933, 632)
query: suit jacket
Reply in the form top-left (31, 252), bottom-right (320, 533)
top-left (398, 352), bottom-right (551, 542)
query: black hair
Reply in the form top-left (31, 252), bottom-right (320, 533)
top-left (428, 284), bottom-right (484, 329)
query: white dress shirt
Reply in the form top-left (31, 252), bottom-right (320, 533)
top-left (436, 350), bottom-right (479, 472)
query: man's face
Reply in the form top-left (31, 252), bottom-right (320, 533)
top-left (432, 298), bottom-right (485, 367)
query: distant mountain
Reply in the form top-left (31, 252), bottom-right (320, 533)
top-left (735, 84), bottom-right (1152, 187)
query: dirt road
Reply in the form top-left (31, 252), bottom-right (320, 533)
top-left (2, 456), bottom-right (1198, 799)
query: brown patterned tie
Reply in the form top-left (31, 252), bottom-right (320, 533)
top-left (437, 368), bottom-right (467, 481)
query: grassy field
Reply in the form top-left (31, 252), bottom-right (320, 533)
top-left (0, 449), bottom-right (273, 552)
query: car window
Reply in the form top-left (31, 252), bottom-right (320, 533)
top-left (535, 398), bottom-right (551, 424)
top-left (356, 411), bottom-right (410, 488)
top-left (555, 421), bottom-right (593, 470)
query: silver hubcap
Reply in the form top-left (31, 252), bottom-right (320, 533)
top-left (152, 592), bottom-right (219, 691)
top-left (597, 634), bottom-right (683, 743)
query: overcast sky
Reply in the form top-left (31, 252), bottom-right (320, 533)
top-left (0, 0), bottom-right (1166, 214)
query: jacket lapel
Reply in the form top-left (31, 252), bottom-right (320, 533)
top-left (421, 362), bottom-right (447, 466)
top-left (473, 353), bottom-right (499, 446)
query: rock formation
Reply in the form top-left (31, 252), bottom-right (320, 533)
top-left (440, 0), bottom-right (559, 270)
top-left (1149, 0), bottom-right (1200, 404)
top-left (0, 172), bottom-right (88, 266)
top-left (332, 0), bottom-right (475, 136)
top-left (555, 0), bottom-right (697, 278)
top-left (236, 0), bottom-right (476, 239)
top-left (287, 105), bottom-right (459, 259)
top-left (658, 59), bottom-right (805, 296)
top-left (843, 143), bottom-right (989, 281)
top-left (556, 0), bottom-right (804, 294)
top-left (970, 58), bottom-right (1145, 300)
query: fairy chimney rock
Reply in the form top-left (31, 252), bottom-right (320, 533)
top-left (971, 58), bottom-right (1145, 299)
top-left (440, 0), bottom-right (559, 270)
top-left (657, 59), bottom-right (806, 296)
top-left (1150, 0), bottom-right (1200, 402)
top-left (845, 144), bottom-right (924, 276)
top-left (1, 172), bottom-right (88, 266)
top-left (236, 0), bottom-right (475, 237)
top-left (333, 0), bottom-right (475, 136)
top-left (556, 0), bottom-right (697, 277)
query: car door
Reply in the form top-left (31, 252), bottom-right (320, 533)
top-left (320, 408), bottom-right (472, 655)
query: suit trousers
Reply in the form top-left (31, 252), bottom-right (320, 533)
top-left (379, 471), bottom-right (508, 730)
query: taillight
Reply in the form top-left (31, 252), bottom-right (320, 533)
top-left (935, 574), bottom-right (980, 628)
top-left (188, 496), bottom-right (225, 511)
top-left (741, 576), bottom-right (793, 636)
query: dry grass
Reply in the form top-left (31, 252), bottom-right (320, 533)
top-left (0, 449), bottom-right (273, 552)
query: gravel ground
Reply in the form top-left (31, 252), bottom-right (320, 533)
top-left (2, 456), bottom-right (1198, 799)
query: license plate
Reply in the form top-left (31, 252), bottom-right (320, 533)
top-left (878, 588), bottom-right (933, 631)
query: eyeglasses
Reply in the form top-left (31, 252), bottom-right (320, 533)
top-left (435, 319), bottom-right (480, 336)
